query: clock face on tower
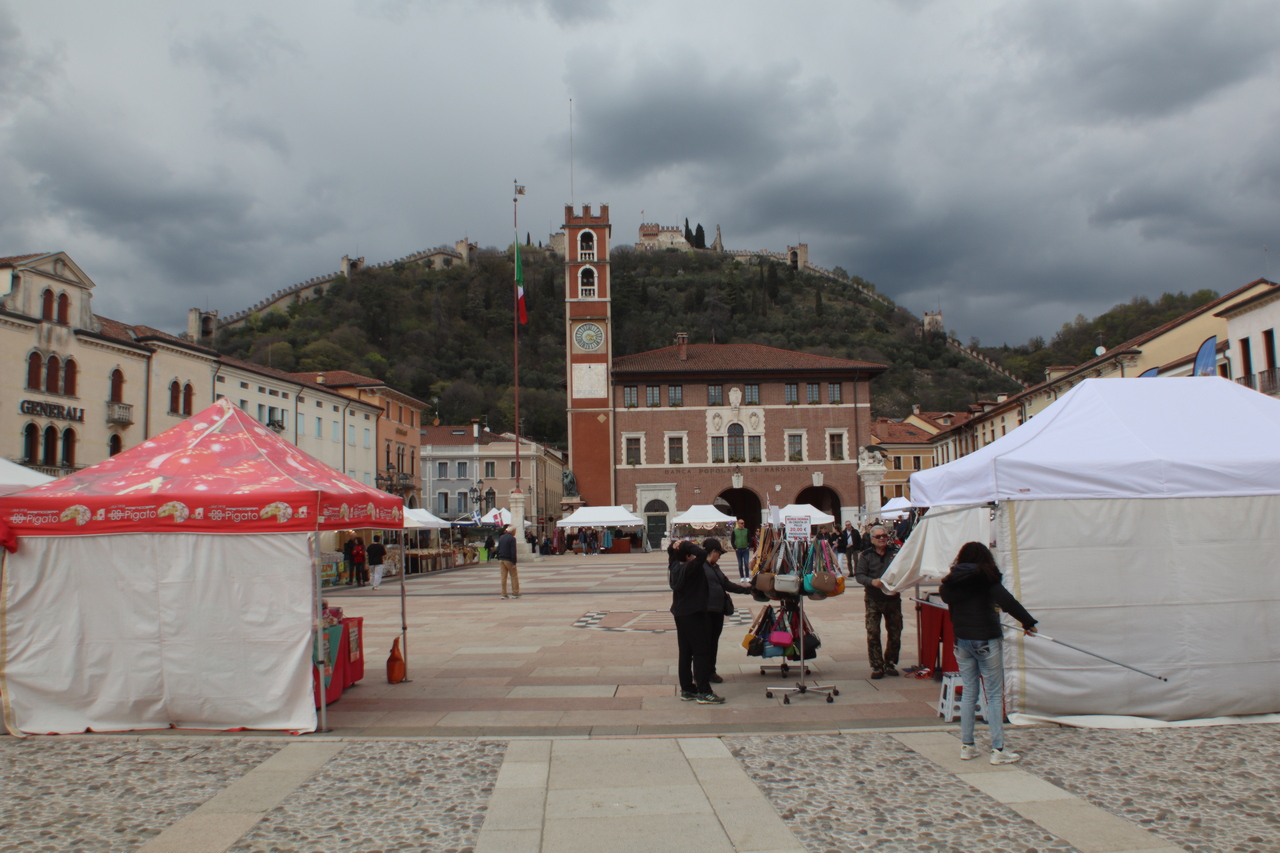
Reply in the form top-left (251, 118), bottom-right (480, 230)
top-left (574, 322), bottom-right (605, 352)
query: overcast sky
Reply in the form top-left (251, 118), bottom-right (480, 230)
top-left (2, 0), bottom-right (1278, 347)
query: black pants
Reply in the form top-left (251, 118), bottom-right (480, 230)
top-left (675, 611), bottom-right (725, 694)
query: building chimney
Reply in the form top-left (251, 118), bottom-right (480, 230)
top-left (911, 404), bottom-right (920, 415)
top-left (472, 418), bottom-right (480, 438)
top-left (316, 374), bottom-right (325, 384)
top-left (676, 332), bottom-right (688, 361)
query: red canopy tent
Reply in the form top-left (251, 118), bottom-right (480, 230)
top-left (0, 399), bottom-right (402, 735)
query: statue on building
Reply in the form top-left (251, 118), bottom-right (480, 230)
top-left (562, 468), bottom-right (579, 498)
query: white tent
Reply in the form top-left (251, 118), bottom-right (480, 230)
top-left (895, 377), bottom-right (1280, 723)
top-left (879, 496), bottom-right (912, 521)
top-left (0, 400), bottom-right (403, 736)
top-left (670, 504), bottom-right (737, 528)
top-left (776, 503), bottom-right (835, 526)
top-left (472, 508), bottom-right (531, 528)
top-left (557, 506), bottom-right (644, 528)
top-left (0, 459), bottom-right (53, 497)
top-left (403, 507), bottom-right (451, 529)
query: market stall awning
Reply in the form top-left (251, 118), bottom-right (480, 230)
top-left (775, 503), bottom-right (835, 526)
top-left (557, 506), bottom-right (644, 528)
top-left (670, 504), bottom-right (736, 529)
top-left (403, 507), bottom-right (450, 529)
top-left (0, 459), bottom-right (54, 497)
top-left (0, 399), bottom-right (402, 535)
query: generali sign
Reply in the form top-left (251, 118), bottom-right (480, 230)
top-left (19, 399), bottom-right (86, 422)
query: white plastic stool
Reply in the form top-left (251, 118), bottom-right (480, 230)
top-left (938, 672), bottom-right (986, 722)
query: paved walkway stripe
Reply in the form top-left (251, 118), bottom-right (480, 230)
top-left (133, 742), bottom-right (347, 853)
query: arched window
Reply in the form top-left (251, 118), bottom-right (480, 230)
top-left (23, 424), bottom-right (39, 462)
top-left (61, 428), bottom-right (76, 468)
top-left (578, 230), bottom-right (595, 260)
top-left (63, 359), bottom-right (77, 396)
top-left (41, 289), bottom-right (54, 320)
top-left (42, 426), bottom-right (58, 466)
top-left (727, 423), bottom-right (745, 461)
top-left (45, 355), bottom-right (61, 395)
top-left (108, 434), bottom-right (123, 457)
top-left (182, 383), bottom-right (194, 415)
top-left (169, 381), bottom-right (181, 413)
top-left (580, 267), bottom-right (596, 297)
top-left (56, 292), bottom-right (70, 324)
top-left (27, 352), bottom-right (43, 390)
top-left (110, 369), bottom-right (125, 403)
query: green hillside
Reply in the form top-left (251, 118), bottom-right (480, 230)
top-left (974, 289), bottom-right (1221, 385)
top-left (214, 246), bottom-right (1024, 447)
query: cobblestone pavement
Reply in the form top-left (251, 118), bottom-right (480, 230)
top-left (1016, 724), bottom-right (1280, 853)
top-left (5, 725), bottom-right (1280, 851)
top-left (728, 733), bottom-right (1078, 852)
top-left (0, 739), bottom-right (286, 852)
top-left (228, 741), bottom-right (505, 853)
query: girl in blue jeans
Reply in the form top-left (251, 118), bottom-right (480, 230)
top-left (940, 542), bottom-right (1038, 765)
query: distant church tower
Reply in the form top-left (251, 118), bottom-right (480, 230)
top-left (564, 204), bottom-right (615, 507)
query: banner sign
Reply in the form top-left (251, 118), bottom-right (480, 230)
top-left (785, 516), bottom-right (810, 541)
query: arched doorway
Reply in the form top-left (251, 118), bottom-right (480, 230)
top-left (644, 499), bottom-right (668, 549)
top-left (796, 486), bottom-right (842, 525)
top-left (716, 488), bottom-right (763, 531)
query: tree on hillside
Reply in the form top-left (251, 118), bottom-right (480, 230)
top-left (684, 219), bottom-right (694, 245)
top-left (694, 224), bottom-right (706, 249)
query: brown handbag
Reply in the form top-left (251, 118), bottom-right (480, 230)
top-left (755, 572), bottom-right (777, 593)
top-left (810, 570), bottom-right (838, 594)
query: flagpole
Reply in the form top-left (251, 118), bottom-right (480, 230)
top-left (513, 180), bottom-right (523, 495)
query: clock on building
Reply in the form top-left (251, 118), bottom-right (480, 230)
top-left (574, 322), bottom-right (605, 351)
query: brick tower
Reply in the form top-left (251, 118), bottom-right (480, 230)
top-left (563, 204), bottom-right (614, 507)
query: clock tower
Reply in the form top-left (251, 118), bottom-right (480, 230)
top-left (564, 204), bottom-right (614, 507)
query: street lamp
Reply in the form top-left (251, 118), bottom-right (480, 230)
top-left (469, 479), bottom-right (484, 514)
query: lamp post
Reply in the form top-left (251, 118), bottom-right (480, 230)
top-left (469, 479), bottom-right (484, 517)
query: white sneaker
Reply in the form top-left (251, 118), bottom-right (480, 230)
top-left (959, 744), bottom-right (979, 761)
top-left (990, 748), bottom-right (1021, 765)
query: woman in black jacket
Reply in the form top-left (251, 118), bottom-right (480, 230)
top-left (939, 542), bottom-right (1037, 765)
top-left (670, 539), bottom-right (752, 704)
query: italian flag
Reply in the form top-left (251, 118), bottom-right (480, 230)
top-left (515, 237), bottom-right (528, 324)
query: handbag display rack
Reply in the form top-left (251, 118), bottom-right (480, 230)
top-left (746, 537), bottom-right (840, 704)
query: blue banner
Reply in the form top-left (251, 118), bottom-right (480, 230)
top-left (1138, 367), bottom-right (1159, 378)
top-left (1192, 336), bottom-right (1218, 376)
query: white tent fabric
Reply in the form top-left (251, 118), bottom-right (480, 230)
top-left (910, 377), bottom-right (1280, 505)
top-left (881, 497), bottom-right (912, 512)
top-left (0, 459), bottom-right (53, 497)
top-left (670, 504), bottom-right (736, 528)
top-left (403, 507), bottom-right (450, 529)
top-left (882, 506), bottom-right (992, 590)
top-left (1002, 496), bottom-right (1280, 721)
top-left (899, 377), bottom-right (1280, 723)
top-left (557, 506), bottom-right (644, 528)
top-left (776, 504), bottom-right (835, 525)
top-left (1, 533), bottom-right (315, 734)
top-left (473, 508), bottom-right (531, 527)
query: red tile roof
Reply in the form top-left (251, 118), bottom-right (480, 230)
top-left (870, 420), bottom-right (934, 444)
top-left (93, 316), bottom-right (138, 342)
top-left (0, 253), bottom-right (50, 266)
top-left (219, 355), bottom-right (368, 399)
top-left (420, 425), bottom-right (506, 446)
top-left (613, 343), bottom-right (887, 375)
top-left (290, 370), bottom-right (384, 388)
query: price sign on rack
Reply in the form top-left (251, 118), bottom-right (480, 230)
top-left (784, 516), bottom-right (810, 541)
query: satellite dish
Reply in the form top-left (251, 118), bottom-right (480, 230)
top-left (1095, 346), bottom-right (1106, 356)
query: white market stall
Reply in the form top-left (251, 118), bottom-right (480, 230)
top-left (0, 399), bottom-right (403, 736)
top-left (889, 377), bottom-right (1280, 724)
top-left (670, 504), bottom-right (737, 529)
top-left (0, 458), bottom-right (53, 496)
top-left (557, 505), bottom-right (644, 553)
top-left (775, 503), bottom-right (835, 526)
top-left (879, 496), bottom-right (912, 521)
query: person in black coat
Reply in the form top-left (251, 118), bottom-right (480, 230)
top-left (939, 541), bottom-right (1037, 765)
top-left (670, 539), bottom-right (752, 704)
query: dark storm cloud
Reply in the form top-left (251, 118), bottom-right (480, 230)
top-left (11, 113), bottom-right (338, 286)
top-left (170, 17), bottom-right (300, 88)
top-left (1001, 1), bottom-right (1280, 120)
top-left (568, 50), bottom-right (833, 183)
